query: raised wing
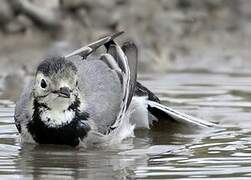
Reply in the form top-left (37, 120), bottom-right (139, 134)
top-left (102, 41), bottom-right (136, 133)
top-left (65, 31), bottom-right (124, 59)
top-left (69, 55), bottom-right (123, 135)
top-left (65, 32), bottom-right (138, 135)
top-left (122, 42), bottom-right (138, 109)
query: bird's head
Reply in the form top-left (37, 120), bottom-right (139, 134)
top-left (27, 56), bottom-right (90, 146)
top-left (32, 56), bottom-right (81, 112)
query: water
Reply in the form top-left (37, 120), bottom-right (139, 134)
top-left (1, 71), bottom-right (251, 179)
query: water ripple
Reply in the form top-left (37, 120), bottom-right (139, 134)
top-left (0, 73), bottom-right (251, 179)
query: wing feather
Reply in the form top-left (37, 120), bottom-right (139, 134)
top-left (103, 42), bottom-right (131, 131)
top-left (65, 31), bottom-right (124, 59)
top-left (122, 42), bottom-right (138, 108)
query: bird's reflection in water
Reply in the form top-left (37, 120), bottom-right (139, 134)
top-left (14, 120), bottom-right (214, 179)
top-left (16, 139), bottom-right (139, 179)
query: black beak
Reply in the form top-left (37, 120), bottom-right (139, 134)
top-left (53, 87), bottom-right (71, 98)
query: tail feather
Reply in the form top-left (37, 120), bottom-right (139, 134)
top-left (147, 101), bottom-right (215, 128)
top-left (135, 82), bottom-right (160, 103)
top-left (135, 82), bottom-right (215, 128)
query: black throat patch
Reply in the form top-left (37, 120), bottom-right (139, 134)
top-left (27, 98), bottom-right (90, 147)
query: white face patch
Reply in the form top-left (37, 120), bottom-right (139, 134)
top-left (40, 109), bottom-right (76, 127)
top-left (32, 87), bottom-right (85, 128)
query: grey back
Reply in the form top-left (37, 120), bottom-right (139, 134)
top-left (69, 56), bottom-right (123, 134)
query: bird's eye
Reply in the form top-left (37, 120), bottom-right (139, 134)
top-left (76, 81), bottom-right (78, 86)
top-left (40, 79), bottom-right (47, 89)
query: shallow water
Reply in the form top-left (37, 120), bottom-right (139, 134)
top-left (1, 71), bottom-right (251, 179)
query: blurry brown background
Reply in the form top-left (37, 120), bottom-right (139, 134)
top-left (0, 0), bottom-right (251, 100)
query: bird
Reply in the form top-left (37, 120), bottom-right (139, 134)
top-left (14, 32), bottom-right (215, 147)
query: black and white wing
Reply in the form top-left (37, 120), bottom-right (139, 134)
top-left (102, 41), bottom-right (138, 133)
top-left (134, 82), bottom-right (216, 128)
top-left (66, 31), bottom-right (215, 135)
top-left (65, 32), bottom-right (138, 136)
top-left (65, 31), bottom-right (124, 59)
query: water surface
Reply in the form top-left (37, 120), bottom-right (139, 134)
top-left (1, 71), bottom-right (251, 179)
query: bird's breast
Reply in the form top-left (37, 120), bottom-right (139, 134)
top-left (27, 115), bottom-right (89, 146)
top-left (26, 104), bottom-right (90, 146)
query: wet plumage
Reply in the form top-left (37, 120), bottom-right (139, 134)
top-left (14, 32), bottom-right (214, 147)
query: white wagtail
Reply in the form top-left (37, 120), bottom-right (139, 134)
top-left (14, 32), bottom-right (214, 147)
